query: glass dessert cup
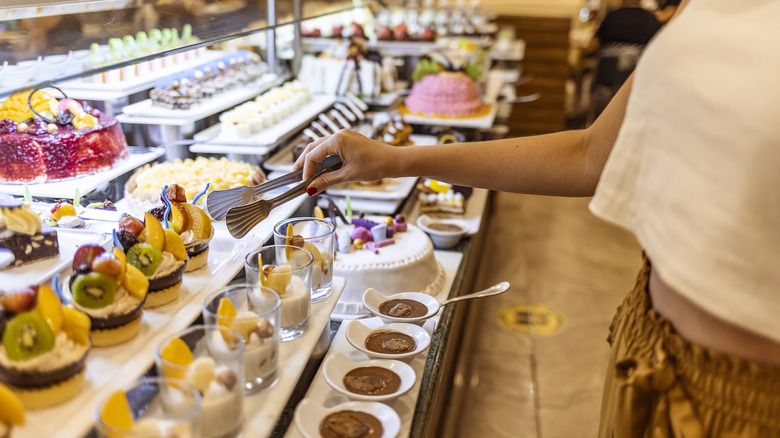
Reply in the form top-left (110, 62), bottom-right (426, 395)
top-left (245, 245), bottom-right (312, 342)
top-left (94, 377), bottom-right (201, 438)
top-left (273, 217), bottom-right (336, 302)
top-left (154, 325), bottom-right (245, 438)
top-left (202, 284), bottom-right (281, 394)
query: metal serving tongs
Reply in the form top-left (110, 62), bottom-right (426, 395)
top-left (207, 167), bottom-right (310, 221)
top-left (224, 155), bottom-right (343, 238)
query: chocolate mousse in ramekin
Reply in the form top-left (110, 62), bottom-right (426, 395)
top-left (0, 285), bottom-right (90, 410)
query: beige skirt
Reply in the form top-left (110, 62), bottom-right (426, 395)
top-left (599, 257), bottom-right (780, 437)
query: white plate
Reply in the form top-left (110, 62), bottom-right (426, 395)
top-left (0, 147), bottom-right (163, 198)
top-left (345, 320), bottom-right (431, 360)
top-left (322, 352), bottom-right (416, 402)
top-left (118, 74), bottom-right (281, 125)
top-left (191, 95), bottom-right (336, 148)
top-left (362, 289), bottom-right (440, 324)
top-left (0, 228), bottom-right (111, 290)
top-left (399, 104), bottom-right (498, 129)
top-left (326, 177), bottom-right (418, 201)
top-left (295, 399), bottom-right (401, 438)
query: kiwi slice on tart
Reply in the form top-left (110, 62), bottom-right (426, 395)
top-left (71, 273), bottom-right (117, 309)
top-left (2, 312), bottom-right (55, 361)
top-left (126, 243), bottom-right (162, 276)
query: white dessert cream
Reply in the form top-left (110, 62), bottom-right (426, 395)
top-left (0, 332), bottom-right (88, 372)
top-left (184, 357), bottom-right (243, 438)
top-left (150, 251), bottom-right (185, 280)
top-left (280, 276), bottom-right (309, 329)
top-left (71, 286), bottom-right (142, 318)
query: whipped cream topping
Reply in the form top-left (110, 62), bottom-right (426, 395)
top-left (180, 225), bottom-right (214, 249)
top-left (0, 332), bottom-right (88, 371)
top-left (71, 285), bottom-right (142, 318)
top-left (151, 251), bottom-right (186, 280)
top-left (0, 205), bottom-right (41, 235)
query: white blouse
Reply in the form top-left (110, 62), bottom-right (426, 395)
top-left (590, 0), bottom-right (780, 342)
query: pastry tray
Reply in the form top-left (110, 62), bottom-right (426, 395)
top-left (188, 94), bottom-right (336, 154)
top-left (286, 251), bottom-right (464, 438)
top-left (326, 177), bottom-right (419, 201)
top-left (398, 104), bottom-right (498, 129)
top-left (116, 73), bottom-right (282, 125)
top-left (56, 50), bottom-right (227, 100)
top-left (0, 146), bottom-right (164, 199)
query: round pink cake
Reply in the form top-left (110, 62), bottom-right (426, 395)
top-left (404, 72), bottom-right (483, 117)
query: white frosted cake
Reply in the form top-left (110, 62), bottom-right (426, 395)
top-left (333, 216), bottom-right (445, 316)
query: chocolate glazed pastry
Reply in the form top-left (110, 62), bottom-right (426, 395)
top-left (148, 262), bottom-right (187, 291)
top-left (378, 299), bottom-right (428, 318)
top-left (319, 410), bottom-right (384, 438)
top-left (0, 353), bottom-right (86, 389)
top-left (343, 366), bottom-right (401, 395)
top-left (365, 331), bottom-right (416, 354)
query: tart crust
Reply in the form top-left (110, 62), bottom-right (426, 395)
top-left (91, 314), bottom-right (143, 347)
top-left (144, 280), bottom-right (182, 308)
top-left (184, 246), bottom-right (209, 272)
top-left (10, 368), bottom-right (85, 410)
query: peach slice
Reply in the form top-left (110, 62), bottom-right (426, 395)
top-left (35, 285), bottom-right (63, 333)
top-left (170, 202), bottom-right (190, 234)
top-left (61, 307), bottom-right (91, 346)
top-left (180, 204), bottom-right (212, 240)
top-left (52, 203), bottom-right (76, 220)
top-left (263, 265), bottom-right (292, 296)
top-left (285, 223), bottom-right (294, 258)
top-left (100, 390), bottom-right (133, 431)
top-left (112, 247), bottom-right (127, 285)
top-left (314, 206), bottom-right (325, 219)
top-left (143, 213), bottom-right (165, 251)
top-left (122, 264), bottom-right (149, 299)
top-left (0, 383), bottom-right (24, 426)
top-left (160, 338), bottom-right (194, 380)
top-left (163, 229), bottom-right (188, 261)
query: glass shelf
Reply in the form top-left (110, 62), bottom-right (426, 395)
top-left (0, 0), bottom-right (365, 99)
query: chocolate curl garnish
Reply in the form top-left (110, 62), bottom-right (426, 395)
top-left (192, 182), bottom-right (210, 205)
top-left (317, 194), bottom-right (349, 224)
top-left (161, 185), bottom-right (171, 230)
top-left (27, 84), bottom-right (68, 124)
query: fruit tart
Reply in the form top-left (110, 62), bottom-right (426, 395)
top-left (0, 285), bottom-right (90, 410)
top-left (115, 213), bottom-right (188, 308)
top-left (64, 244), bottom-right (148, 347)
top-left (148, 184), bottom-right (213, 272)
top-left (0, 382), bottom-right (24, 437)
top-left (0, 199), bottom-right (59, 268)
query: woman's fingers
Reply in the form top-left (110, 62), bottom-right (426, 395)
top-left (302, 132), bottom-right (344, 180)
top-left (292, 136), bottom-right (328, 171)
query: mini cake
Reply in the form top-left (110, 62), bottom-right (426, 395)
top-left (125, 156), bottom-right (265, 214)
top-left (149, 184), bottom-right (214, 272)
top-left (0, 285), bottom-right (91, 409)
top-left (115, 213), bottom-right (187, 308)
top-left (333, 215), bottom-right (445, 315)
top-left (378, 117), bottom-right (413, 147)
top-left (404, 71), bottom-right (484, 118)
top-left (219, 81), bottom-right (311, 138)
top-left (0, 382), bottom-right (24, 436)
top-left (418, 180), bottom-right (468, 215)
top-left (66, 244), bottom-right (148, 347)
top-left (0, 90), bottom-right (128, 183)
top-left (40, 202), bottom-right (84, 229)
top-left (0, 200), bottom-right (59, 267)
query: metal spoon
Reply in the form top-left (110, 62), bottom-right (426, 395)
top-left (438, 281), bottom-right (510, 307)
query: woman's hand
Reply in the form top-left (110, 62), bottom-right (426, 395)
top-left (293, 130), bottom-right (403, 195)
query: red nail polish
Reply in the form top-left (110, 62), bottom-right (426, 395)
top-left (307, 187), bottom-right (318, 196)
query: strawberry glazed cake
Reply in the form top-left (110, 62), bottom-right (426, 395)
top-left (404, 71), bottom-right (484, 118)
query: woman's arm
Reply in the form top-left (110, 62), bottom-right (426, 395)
top-left (295, 75), bottom-right (633, 197)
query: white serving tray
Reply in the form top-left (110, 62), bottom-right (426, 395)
top-left (0, 146), bottom-right (164, 198)
top-left (15, 229), bottom-right (265, 438)
top-left (286, 251), bottom-right (464, 438)
top-left (326, 177), bottom-right (418, 201)
top-left (57, 50), bottom-right (226, 100)
top-left (399, 104), bottom-right (498, 129)
top-left (188, 95), bottom-right (336, 154)
top-left (117, 74), bottom-right (281, 125)
top-left (316, 195), bottom-right (403, 216)
top-left (264, 134), bottom-right (437, 174)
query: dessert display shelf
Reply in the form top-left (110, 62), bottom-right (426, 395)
top-left (189, 94), bottom-right (337, 155)
top-left (302, 38), bottom-right (440, 57)
top-left (265, 134), bottom-right (438, 173)
top-left (408, 188), bottom-right (490, 235)
top-left (14, 229), bottom-right (265, 438)
top-left (55, 50), bottom-right (227, 101)
top-left (285, 250), bottom-right (463, 438)
top-left (0, 146), bottom-right (164, 198)
top-left (399, 104), bottom-right (498, 129)
top-left (116, 73), bottom-right (282, 126)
